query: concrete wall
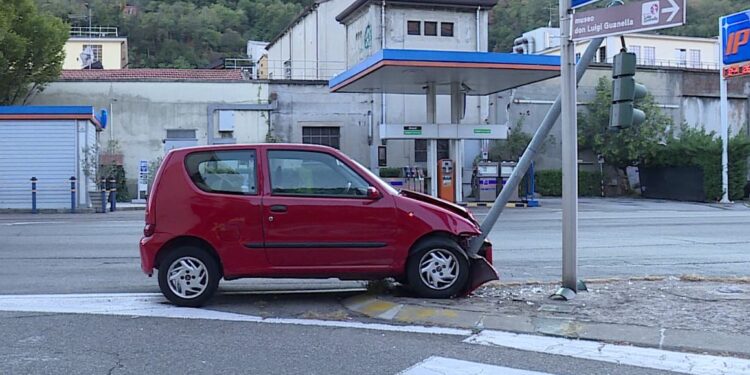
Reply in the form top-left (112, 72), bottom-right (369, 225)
top-left (268, 82), bottom-right (374, 165)
top-left (29, 81), bottom-right (270, 195)
top-left (63, 38), bottom-right (127, 70)
top-left (345, 5), bottom-right (382, 66)
top-left (385, 6), bottom-right (480, 51)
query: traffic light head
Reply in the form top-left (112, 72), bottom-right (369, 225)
top-left (610, 51), bottom-right (648, 129)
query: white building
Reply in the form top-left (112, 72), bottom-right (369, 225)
top-left (515, 27), bottom-right (720, 70)
top-left (63, 27), bottom-right (128, 70)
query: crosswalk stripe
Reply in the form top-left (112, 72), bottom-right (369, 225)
top-left (465, 330), bottom-right (750, 375)
top-left (398, 356), bottom-right (555, 375)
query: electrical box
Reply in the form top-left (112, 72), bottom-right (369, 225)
top-left (437, 159), bottom-right (455, 202)
top-left (218, 111), bottom-right (235, 132)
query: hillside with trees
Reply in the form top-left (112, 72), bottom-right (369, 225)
top-left (34, 0), bottom-right (750, 68)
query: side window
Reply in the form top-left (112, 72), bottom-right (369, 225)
top-left (269, 150), bottom-right (369, 197)
top-left (185, 150), bottom-right (257, 195)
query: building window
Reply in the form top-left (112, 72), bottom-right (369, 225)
top-left (424, 21), bottom-right (438, 36)
top-left (415, 140), bottom-right (427, 162)
top-left (283, 60), bottom-right (292, 79)
top-left (628, 45), bottom-right (641, 63)
top-left (643, 46), bottom-right (656, 65)
top-left (82, 44), bottom-right (102, 62)
top-left (689, 49), bottom-right (701, 68)
top-left (676, 48), bottom-right (687, 67)
top-left (440, 22), bottom-right (453, 37)
top-left (407, 21), bottom-right (421, 35)
top-left (414, 139), bottom-right (449, 163)
top-left (598, 47), bottom-right (606, 63)
top-left (437, 139), bottom-right (449, 160)
top-left (302, 127), bottom-right (340, 149)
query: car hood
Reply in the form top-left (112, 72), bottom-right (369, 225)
top-left (398, 190), bottom-right (478, 226)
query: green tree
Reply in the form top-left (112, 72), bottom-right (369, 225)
top-left (578, 76), bottom-right (672, 170)
top-left (0, 0), bottom-right (68, 104)
top-left (489, 0), bottom-right (557, 52)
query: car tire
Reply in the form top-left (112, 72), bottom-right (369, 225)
top-left (406, 238), bottom-right (469, 299)
top-left (158, 246), bottom-right (220, 307)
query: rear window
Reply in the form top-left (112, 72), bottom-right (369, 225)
top-left (185, 150), bottom-right (257, 195)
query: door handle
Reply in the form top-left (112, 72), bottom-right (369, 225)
top-left (270, 205), bottom-right (287, 213)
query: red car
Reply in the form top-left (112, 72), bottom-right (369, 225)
top-left (140, 144), bottom-right (496, 306)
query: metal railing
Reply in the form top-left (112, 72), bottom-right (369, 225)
top-left (223, 58), bottom-right (255, 69)
top-left (264, 59), bottom-right (348, 80)
top-left (70, 26), bottom-right (119, 38)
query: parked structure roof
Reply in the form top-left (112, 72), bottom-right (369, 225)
top-left (0, 106), bottom-right (103, 129)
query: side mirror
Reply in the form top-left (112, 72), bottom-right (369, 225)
top-left (367, 187), bottom-right (382, 199)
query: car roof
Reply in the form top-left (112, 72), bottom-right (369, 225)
top-left (167, 143), bottom-right (339, 156)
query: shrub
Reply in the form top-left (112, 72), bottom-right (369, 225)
top-left (646, 126), bottom-right (750, 201)
top-left (379, 167), bottom-right (402, 178)
top-left (534, 169), bottom-right (602, 197)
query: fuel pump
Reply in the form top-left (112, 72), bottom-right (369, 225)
top-left (500, 161), bottom-right (520, 202)
top-left (437, 159), bottom-right (455, 202)
top-left (475, 161), bottom-right (499, 202)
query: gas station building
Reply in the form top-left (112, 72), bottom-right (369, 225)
top-left (327, 0), bottom-right (560, 202)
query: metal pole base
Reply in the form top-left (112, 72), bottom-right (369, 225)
top-left (549, 280), bottom-right (587, 301)
top-left (550, 287), bottom-right (576, 301)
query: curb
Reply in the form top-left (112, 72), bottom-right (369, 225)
top-left (343, 294), bottom-right (750, 358)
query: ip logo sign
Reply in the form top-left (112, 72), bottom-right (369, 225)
top-left (721, 10), bottom-right (750, 66)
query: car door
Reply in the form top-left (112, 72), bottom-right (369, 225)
top-left (183, 148), bottom-right (266, 275)
top-left (261, 149), bottom-right (397, 272)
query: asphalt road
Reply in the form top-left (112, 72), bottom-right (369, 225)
top-left (0, 310), bottom-right (681, 375)
top-left (479, 198), bottom-right (750, 281)
top-left (1, 198), bottom-right (747, 374)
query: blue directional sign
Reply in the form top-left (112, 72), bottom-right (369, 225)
top-left (721, 10), bottom-right (750, 66)
top-left (572, 0), bottom-right (601, 9)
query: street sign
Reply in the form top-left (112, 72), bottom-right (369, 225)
top-left (139, 160), bottom-right (149, 174)
top-left (721, 10), bottom-right (750, 77)
top-left (572, 0), bottom-right (685, 41)
top-left (572, 0), bottom-right (601, 9)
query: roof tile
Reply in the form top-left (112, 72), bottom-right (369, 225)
top-left (60, 69), bottom-right (246, 81)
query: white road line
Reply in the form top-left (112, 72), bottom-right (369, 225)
top-left (465, 330), bottom-right (750, 375)
top-left (1, 221), bottom-right (58, 226)
top-left (2, 292), bottom-right (749, 375)
top-left (399, 356), bottom-right (555, 375)
top-left (0, 293), bottom-right (470, 336)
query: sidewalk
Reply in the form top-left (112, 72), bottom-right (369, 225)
top-left (345, 276), bottom-right (750, 358)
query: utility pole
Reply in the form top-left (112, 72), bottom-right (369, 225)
top-left (559, 0), bottom-right (579, 296)
top-left (719, 17), bottom-right (731, 204)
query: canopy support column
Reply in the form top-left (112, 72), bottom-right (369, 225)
top-left (426, 82), bottom-right (438, 197)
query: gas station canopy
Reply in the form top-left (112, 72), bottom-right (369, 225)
top-left (329, 49), bottom-right (561, 95)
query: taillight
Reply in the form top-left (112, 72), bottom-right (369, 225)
top-left (143, 224), bottom-right (155, 237)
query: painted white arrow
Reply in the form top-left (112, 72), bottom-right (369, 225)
top-left (661, 0), bottom-right (680, 23)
